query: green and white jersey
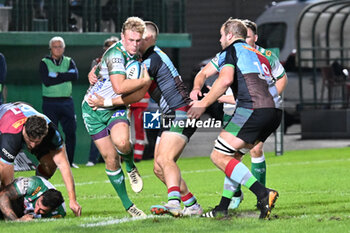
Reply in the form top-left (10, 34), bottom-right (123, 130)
top-left (84, 41), bottom-right (138, 110)
top-left (14, 176), bottom-right (66, 219)
top-left (256, 45), bottom-right (285, 80)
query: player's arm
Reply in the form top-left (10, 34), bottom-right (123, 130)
top-left (88, 65), bottom-right (151, 109)
top-left (110, 72), bottom-right (150, 95)
top-left (190, 62), bottom-right (218, 100)
top-left (0, 183), bottom-right (22, 220)
top-left (205, 85), bottom-right (236, 105)
top-left (52, 146), bottom-right (81, 217)
top-left (88, 65), bottom-right (98, 85)
top-left (189, 65), bottom-right (234, 119)
top-left (275, 73), bottom-right (288, 95)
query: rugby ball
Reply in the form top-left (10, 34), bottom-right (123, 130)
top-left (126, 60), bottom-right (144, 79)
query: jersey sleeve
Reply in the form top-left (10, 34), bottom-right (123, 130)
top-left (219, 47), bottom-right (236, 71)
top-left (265, 49), bottom-right (285, 80)
top-left (210, 53), bottom-right (220, 72)
top-left (104, 49), bottom-right (126, 76)
top-left (0, 133), bottom-right (23, 164)
top-left (13, 177), bottom-right (37, 197)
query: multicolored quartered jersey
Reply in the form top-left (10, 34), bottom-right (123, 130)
top-left (256, 45), bottom-right (285, 80)
top-left (84, 41), bottom-right (138, 109)
top-left (14, 176), bottom-right (66, 218)
top-left (0, 102), bottom-right (63, 164)
top-left (211, 46), bottom-right (285, 81)
top-left (217, 40), bottom-right (281, 109)
top-left (142, 46), bottom-right (191, 114)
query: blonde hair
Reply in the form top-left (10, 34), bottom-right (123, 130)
top-left (222, 18), bottom-right (247, 39)
top-left (121, 16), bottom-right (146, 35)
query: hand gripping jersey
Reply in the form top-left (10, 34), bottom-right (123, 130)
top-left (84, 41), bottom-right (139, 110)
top-left (0, 103), bottom-right (63, 164)
top-left (14, 176), bottom-right (66, 218)
top-left (217, 40), bottom-right (281, 109)
top-left (142, 46), bottom-right (191, 114)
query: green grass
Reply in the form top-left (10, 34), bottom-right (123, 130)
top-left (2, 147), bottom-right (350, 233)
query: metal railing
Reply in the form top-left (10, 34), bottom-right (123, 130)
top-left (4, 0), bottom-right (186, 33)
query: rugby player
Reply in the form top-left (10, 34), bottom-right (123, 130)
top-left (87, 21), bottom-right (203, 217)
top-left (0, 176), bottom-right (65, 221)
top-left (190, 19), bottom-right (287, 210)
top-left (81, 17), bottom-right (151, 217)
top-left (0, 102), bottom-right (81, 216)
top-left (188, 18), bottom-right (281, 219)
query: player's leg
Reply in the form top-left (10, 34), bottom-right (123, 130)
top-left (94, 136), bottom-right (145, 217)
top-left (110, 121), bottom-right (143, 193)
top-left (151, 134), bottom-right (202, 216)
top-left (36, 150), bottom-right (58, 179)
top-left (250, 142), bottom-right (266, 186)
top-left (203, 129), bottom-right (278, 219)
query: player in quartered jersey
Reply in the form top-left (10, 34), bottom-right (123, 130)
top-left (190, 19), bottom-right (288, 210)
top-left (188, 18), bottom-right (281, 219)
top-left (87, 21), bottom-right (202, 217)
top-left (0, 176), bottom-right (65, 221)
top-left (0, 102), bottom-right (81, 217)
top-left (81, 16), bottom-right (151, 218)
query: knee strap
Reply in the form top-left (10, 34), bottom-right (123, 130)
top-left (214, 136), bottom-right (249, 156)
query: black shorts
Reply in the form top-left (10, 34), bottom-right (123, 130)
top-left (224, 107), bottom-right (282, 144)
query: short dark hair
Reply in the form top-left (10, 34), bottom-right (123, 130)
top-left (41, 189), bottom-right (64, 211)
top-left (24, 115), bottom-right (48, 139)
top-left (242, 19), bottom-right (257, 35)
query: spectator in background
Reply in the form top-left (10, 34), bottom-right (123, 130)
top-left (0, 53), bottom-right (7, 105)
top-left (39, 36), bottom-right (79, 168)
top-left (86, 36), bottom-right (119, 167)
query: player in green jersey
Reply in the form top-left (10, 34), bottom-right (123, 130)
top-left (0, 176), bottom-right (65, 221)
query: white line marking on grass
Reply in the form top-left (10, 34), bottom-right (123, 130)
top-left (80, 215), bottom-right (169, 228)
top-left (269, 158), bottom-right (350, 167)
top-left (55, 158), bottom-right (350, 187)
top-left (55, 169), bottom-right (219, 187)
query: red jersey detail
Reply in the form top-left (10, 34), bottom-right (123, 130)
top-left (0, 109), bottom-right (27, 134)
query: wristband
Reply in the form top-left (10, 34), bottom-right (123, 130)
top-left (103, 99), bottom-right (113, 107)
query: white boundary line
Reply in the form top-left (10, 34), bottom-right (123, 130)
top-left (54, 158), bottom-right (350, 187)
top-left (80, 215), bottom-right (170, 228)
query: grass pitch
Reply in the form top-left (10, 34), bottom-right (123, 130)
top-left (2, 147), bottom-right (350, 233)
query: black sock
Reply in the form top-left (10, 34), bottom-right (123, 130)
top-left (249, 181), bottom-right (268, 200)
top-left (216, 196), bottom-right (231, 210)
top-left (233, 190), bottom-right (242, 197)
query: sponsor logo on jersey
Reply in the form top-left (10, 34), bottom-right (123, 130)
top-left (112, 58), bottom-right (123, 63)
top-left (2, 148), bottom-right (15, 160)
top-left (12, 118), bottom-right (27, 129)
top-left (32, 186), bottom-right (42, 196)
top-left (265, 50), bottom-right (272, 57)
